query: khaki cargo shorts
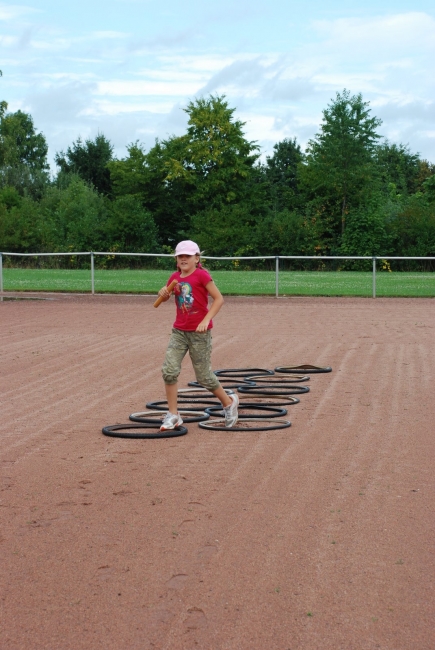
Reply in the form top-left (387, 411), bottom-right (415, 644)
top-left (162, 328), bottom-right (221, 391)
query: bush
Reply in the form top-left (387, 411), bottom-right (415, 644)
top-left (389, 194), bottom-right (435, 268)
top-left (0, 195), bottom-right (46, 252)
top-left (107, 195), bottom-right (159, 253)
top-left (339, 201), bottom-right (393, 269)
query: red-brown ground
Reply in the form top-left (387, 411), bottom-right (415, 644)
top-left (0, 293), bottom-right (434, 650)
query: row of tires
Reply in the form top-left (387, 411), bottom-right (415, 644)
top-left (102, 365), bottom-right (332, 438)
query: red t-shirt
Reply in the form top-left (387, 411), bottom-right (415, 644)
top-left (167, 268), bottom-right (214, 331)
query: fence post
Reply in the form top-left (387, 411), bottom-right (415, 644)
top-left (91, 252), bottom-right (95, 295)
top-left (0, 253), bottom-right (3, 294)
top-left (275, 256), bottom-right (279, 298)
top-left (372, 256), bottom-right (376, 298)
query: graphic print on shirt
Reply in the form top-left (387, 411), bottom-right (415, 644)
top-left (175, 282), bottom-right (194, 313)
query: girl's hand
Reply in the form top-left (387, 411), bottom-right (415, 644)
top-left (196, 319), bottom-right (210, 332)
top-left (158, 285), bottom-right (170, 301)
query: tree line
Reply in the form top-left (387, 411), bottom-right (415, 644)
top-left (1, 83), bottom-right (435, 269)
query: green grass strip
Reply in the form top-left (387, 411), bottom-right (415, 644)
top-left (2, 268), bottom-right (435, 297)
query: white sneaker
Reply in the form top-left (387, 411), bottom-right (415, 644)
top-left (223, 394), bottom-right (239, 428)
top-left (160, 412), bottom-right (183, 431)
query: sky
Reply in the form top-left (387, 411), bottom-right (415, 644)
top-left (1, 0), bottom-right (435, 170)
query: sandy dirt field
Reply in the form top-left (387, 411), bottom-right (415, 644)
top-left (0, 292), bottom-right (434, 650)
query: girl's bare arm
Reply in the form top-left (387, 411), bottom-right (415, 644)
top-left (196, 281), bottom-right (224, 332)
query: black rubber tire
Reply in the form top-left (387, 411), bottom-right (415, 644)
top-left (239, 396), bottom-right (300, 406)
top-left (129, 410), bottom-right (210, 424)
top-left (204, 404), bottom-right (287, 418)
top-left (239, 393), bottom-right (301, 407)
top-left (275, 365), bottom-right (332, 374)
top-left (146, 399), bottom-right (222, 412)
top-left (199, 417), bottom-right (291, 431)
top-left (246, 375), bottom-right (309, 384)
top-left (238, 385), bottom-right (310, 395)
top-left (178, 388), bottom-right (235, 398)
top-left (102, 423), bottom-right (188, 439)
top-left (214, 368), bottom-right (274, 378)
top-left (188, 379), bottom-right (255, 389)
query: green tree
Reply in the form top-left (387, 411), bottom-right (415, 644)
top-left (339, 200), bottom-right (393, 262)
top-left (375, 141), bottom-right (420, 197)
top-left (252, 208), bottom-right (321, 256)
top-left (421, 174), bottom-right (435, 203)
top-left (55, 134), bottom-right (114, 195)
top-left (263, 138), bottom-right (303, 213)
top-left (0, 185), bottom-right (21, 210)
top-left (191, 203), bottom-right (255, 257)
top-left (0, 70), bottom-right (7, 121)
top-left (108, 141), bottom-right (148, 199)
top-left (40, 176), bottom-right (110, 252)
top-left (0, 195), bottom-right (46, 252)
top-left (109, 139), bottom-right (191, 245)
top-left (0, 110), bottom-right (48, 170)
top-left (165, 95), bottom-right (259, 212)
top-left (107, 195), bottom-right (159, 253)
top-left (109, 97), bottom-right (260, 248)
top-left (0, 109), bottom-right (50, 199)
top-left (302, 90), bottom-right (382, 242)
top-left (389, 193), bottom-right (435, 259)
top-left (0, 166), bottom-right (50, 201)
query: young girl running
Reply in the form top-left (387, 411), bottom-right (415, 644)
top-left (157, 240), bottom-right (238, 431)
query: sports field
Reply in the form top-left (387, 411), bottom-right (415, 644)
top-left (1, 293), bottom-right (434, 649)
top-left (2, 267), bottom-right (435, 296)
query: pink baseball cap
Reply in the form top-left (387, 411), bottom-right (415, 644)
top-left (174, 240), bottom-right (201, 256)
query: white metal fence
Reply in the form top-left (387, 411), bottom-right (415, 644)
top-left (1, 251), bottom-right (435, 298)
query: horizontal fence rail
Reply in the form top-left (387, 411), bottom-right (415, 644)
top-left (1, 252), bottom-right (435, 298)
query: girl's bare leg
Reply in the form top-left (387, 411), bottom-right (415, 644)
top-left (212, 385), bottom-right (232, 408)
top-left (165, 383), bottom-right (179, 414)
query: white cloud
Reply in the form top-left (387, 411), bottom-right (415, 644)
top-left (200, 58), bottom-right (272, 94)
top-left (33, 72), bottom-right (98, 81)
top-left (2, 4), bottom-right (435, 165)
top-left (96, 80), bottom-right (202, 97)
top-left (134, 69), bottom-right (206, 83)
top-left (313, 12), bottom-right (435, 54)
top-left (30, 37), bottom-right (80, 52)
top-left (81, 99), bottom-right (174, 116)
top-left (127, 27), bottom-right (198, 52)
top-left (376, 100), bottom-right (435, 124)
top-left (159, 54), bottom-right (238, 72)
top-left (312, 72), bottom-right (384, 89)
top-left (65, 57), bottom-right (106, 64)
top-left (25, 80), bottom-right (97, 124)
top-left (238, 113), bottom-right (287, 143)
top-left (92, 31), bottom-right (129, 39)
top-left (0, 34), bottom-right (16, 45)
top-left (194, 56), bottom-right (315, 104)
top-left (0, 3), bottom-right (37, 21)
